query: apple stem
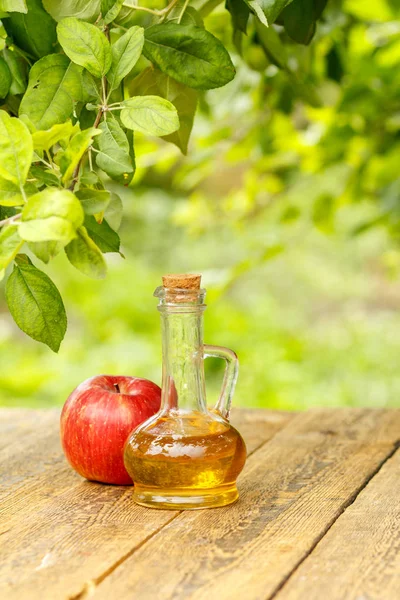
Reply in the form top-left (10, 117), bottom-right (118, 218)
top-left (114, 383), bottom-right (120, 394)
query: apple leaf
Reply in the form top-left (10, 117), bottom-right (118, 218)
top-left (143, 24), bottom-right (235, 90)
top-left (57, 17), bottom-right (112, 78)
top-left (84, 215), bottom-right (120, 253)
top-left (0, 225), bottom-right (24, 270)
top-left (3, 0), bottom-right (57, 59)
top-left (65, 225), bottom-right (107, 279)
top-left (60, 127), bottom-right (102, 184)
top-left (76, 189), bottom-right (111, 215)
top-left (94, 115), bottom-right (134, 182)
top-left (0, 176), bottom-right (24, 207)
top-left (6, 256), bottom-right (67, 352)
top-left (20, 188), bottom-right (84, 243)
top-left (28, 240), bottom-right (63, 263)
top-left (0, 57), bottom-right (11, 99)
top-left (101, 0), bottom-right (124, 25)
top-left (32, 121), bottom-right (76, 152)
top-left (0, 110), bottom-right (33, 187)
top-left (0, 0), bottom-right (27, 13)
top-left (107, 26), bottom-right (144, 92)
top-left (19, 55), bottom-right (82, 131)
top-left (130, 67), bottom-right (197, 154)
top-left (121, 95), bottom-right (179, 137)
top-left (43, 0), bottom-right (100, 22)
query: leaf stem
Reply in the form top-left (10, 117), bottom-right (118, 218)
top-left (69, 23), bottom-right (110, 192)
top-left (122, 0), bottom-right (178, 17)
top-left (0, 213), bottom-right (21, 228)
top-left (177, 0), bottom-right (190, 23)
top-left (19, 184), bottom-right (27, 204)
top-left (198, 0), bottom-right (223, 17)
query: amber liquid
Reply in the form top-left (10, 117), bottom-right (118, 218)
top-left (124, 411), bottom-right (247, 510)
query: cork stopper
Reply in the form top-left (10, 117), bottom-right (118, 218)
top-left (162, 273), bottom-right (201, 290)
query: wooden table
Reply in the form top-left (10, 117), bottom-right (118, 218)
top-left (1, 408), bottom-right (399, 600)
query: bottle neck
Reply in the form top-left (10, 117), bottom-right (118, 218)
top-left (160, 308), bottom-right (207, 413)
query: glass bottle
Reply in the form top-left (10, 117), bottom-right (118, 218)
top-left (124, 274), bottom-right (247, 510)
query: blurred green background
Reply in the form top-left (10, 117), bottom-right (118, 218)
top-left (1, 0), bottom-right (400, 410)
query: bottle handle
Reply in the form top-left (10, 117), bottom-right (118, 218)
top-left (204, 344), bottom-right (239, 420)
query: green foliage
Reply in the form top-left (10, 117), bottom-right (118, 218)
top-left (0, 224), bottom-right (23, 268)
top-left (84, 215), bottom-right (120, 253)
top-left (5, 253), bottom-right (67, 351)
top-left (121, 95), bottom-right (180, 136)
top-left (0, 111), bottom-right (32, 185)
top-left (0, 1), bottom-right (27, 13)
top-left (42, 0), bottom-right (100, 22)
top-left (2, 48), bottom-right (27, 95)
top-left (101, 0), bottom-right (124, 24)
top-left (57, 18), bottom-right (112, 78)
top-left (0, 0), bottom-right (397, 357)
top-left (19, 55), bottom-right (82, 130)
top-left (0, 56), bottom-right (11, 98)
top-left (143, 24), bottom-right (236, 90)
top-left (94, 116), bottom-right (134, 181)
top-left (20, 188), bottom-right (84, 243)
top-left (65, 225), bottom-right (107, 278)
top-left (3, 0), bottom-right (57, 59)
top-left (107, 26), bottom-right (144, 91)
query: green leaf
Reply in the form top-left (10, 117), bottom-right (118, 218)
top-left (226, 0), bottom-right (250, 34)
top-left (255, 18), bottom-right (288, 70)
top-left (0, 176), bottom-right (24, 206)
top-left (0, 110), bottom-right (33, 187)
top-left (101, 0), bottom-right (124, 24)
top-left (20, 188), bottom-right (84, 243)
top-left (167, 6), bottom-right (204, 27)
top-left (0, 56), bottom-right (11, 99)
top-left (143, 24), bottom-right (235, 90)
top-left (121, 95), bottom-right (179, 137)
top-left (57, 17), bottom-right (112, 78)
top-left (2, 48), bottom-right (27, 95)
top-left (29, 165), bottom-right (60, 187)
top-left (94, 115), bottom-right (134, 181)
top-left (76, 188), bottom-right (111, 215)
top-left (0, 225), bottom-right (24, 269)
top-left (19, 55), bottom-right (82, 131)
top-left (3, 0), bottom-right (57, 59)
top-left (245, 0), bottom-right (294, 25)
top-left (65, 225), bottom-right (107, 279)
top-left (104, 192), bottom-right (122, 230)
top-left (59, 127), bottom-right (101, 184)
top-left (281, 0), bottom-right (317, 45)
top-left (107, 26), bottom-right (144, 92)
top-left (32, 121), bottom-right (75, 151)
top-left (130, 67), bottom-right (197, 154)
top-left (43, 0), bottom-right (101, 22)
top-left (0, 0), bottom-right (26, 13)
top-left (84, 215), bottom-right (120, 253)
top-left (28, 240), bottom-right (63, 263)
top-left (6, 257), bottom-right (67, 352)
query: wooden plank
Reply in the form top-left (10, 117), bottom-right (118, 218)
top-left (90, 408), bottom-right (400, 600)
top-left (0, 408), bottom-right (289, 528)
top-left (0, 408), bottom-right (291, 600)
top-left (275, 447), bottom-right (400, 600)
top-left (0, 409), bottom-right (58, 456)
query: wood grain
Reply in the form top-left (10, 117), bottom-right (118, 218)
top-left (0, 408), bottom-right (291, 600)
top-left (91, 408), bottom-right (400, 600)
top-left (276, 446), bottom-right (400, 600)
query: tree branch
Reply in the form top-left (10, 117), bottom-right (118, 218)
top-left (68, 24), bottom-right (111, 192)
top-left (0, 213), bottom-right (21, 228)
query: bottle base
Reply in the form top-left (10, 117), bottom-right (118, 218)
top-left (132, 483), bottom-right (239, 510)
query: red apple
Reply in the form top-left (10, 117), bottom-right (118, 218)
top-left (60, 375), bottom-right (161, 485)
